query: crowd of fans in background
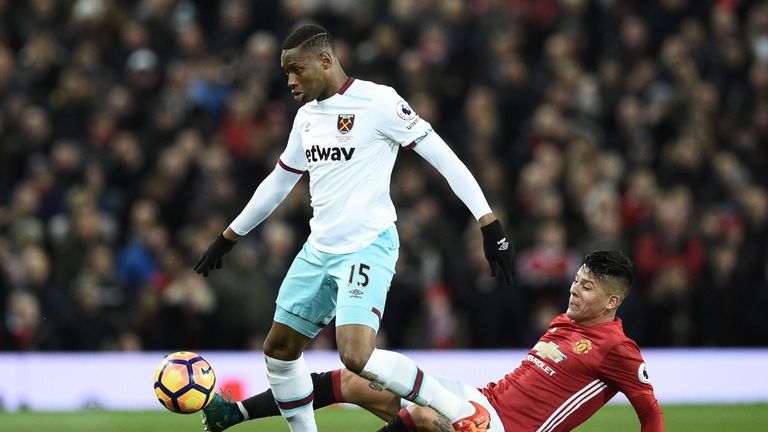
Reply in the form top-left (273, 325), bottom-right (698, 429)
top-left (2, 0), bottom-right (768, 351)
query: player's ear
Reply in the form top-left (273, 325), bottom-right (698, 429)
top-left (319, 52), bottom-right (333, 69)
top-left (606, 294), bottom-right (621, 311)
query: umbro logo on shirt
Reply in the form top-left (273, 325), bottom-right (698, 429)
top-left (305, 145), bottom-right (356, 163)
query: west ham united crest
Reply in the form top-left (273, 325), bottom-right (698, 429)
top-left (337, 114), bottom-right (355, 134)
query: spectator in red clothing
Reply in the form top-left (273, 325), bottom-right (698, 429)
top-left (518, 220), bottom-right (581, 295)
top-left (3, 291), bottom-right (56, 350)
top-left (634, 186), bottom-right (704, 345)
top-left (621, 168), bottom-right (658, 236)
top-left (219, 90), bottom-right (263, 157)
top-left (3, 0), bottom-right (768, 351)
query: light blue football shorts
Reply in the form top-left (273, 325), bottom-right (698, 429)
top-left (274, 226), bottom-right (399, 338)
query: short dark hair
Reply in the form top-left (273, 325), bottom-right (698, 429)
top-left (282, 24), bottom-right (334, 54)
top-left (582, 250), bottom-right (634, 297)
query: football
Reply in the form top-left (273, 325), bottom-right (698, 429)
top-left (153, 351), bottom-right (216, 414)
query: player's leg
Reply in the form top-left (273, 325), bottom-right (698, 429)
top-left (338, 367), bottom-right (403, 421)
top-left (379, 374), bottom-right (501, 432)
top-left (350, 337), bottom-right (490, 432)
top-left (202, 370), bottom-right (346, 432)
top-left (260, 239), bottom-right (341, 432)
top-left (202, 325), bottom-right (317, 432)
top-left (261, 322), bottom-right (315, 431)
top-left (202, 369), bottom-right (402, 431)
top-left (377, 406), bottom-right (446, 432)
top-left (247, 367), bottom-right (403, 422)
top-left (205, 241), bottom-right (327, 432)
top-left (239, 370), bottom-right (347, 419)
top-left (331, 226), bottom-right (490, 432)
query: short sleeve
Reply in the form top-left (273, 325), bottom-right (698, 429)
top-left (375, 87), bottom-right (433, 147)
top-left (278, 113), bottom-right (308, 173)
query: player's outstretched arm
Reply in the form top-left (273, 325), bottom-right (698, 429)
top-left (630, 393), bottom-right (664, 432)
top-left (412, 132), bottom-right (516, 285)
top-left (194, 165), bottom-right (302, 276)
top-left (601, 341), bottom-right (665, 431)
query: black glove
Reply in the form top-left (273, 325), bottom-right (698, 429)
top-left (194, 233), bottom-right (236, 277)
top-left (480, 219), bottom-right (515, 286)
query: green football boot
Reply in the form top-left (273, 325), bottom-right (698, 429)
top-left (201, 391), bottom-right (244, 432)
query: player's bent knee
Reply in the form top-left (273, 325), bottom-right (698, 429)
top-left (338, 349), bottom-right (372, 374)
top-left (336, 332), bottom-right (375, 374)
top-left (263, 342), bottom-right (295, 360)
top-left (263, 335), bottom-right (305, 360)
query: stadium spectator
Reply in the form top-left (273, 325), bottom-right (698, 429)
top-left (0, 0), bottom-right (767, 353)
top-left (634, 186), bottom-right (704, 346)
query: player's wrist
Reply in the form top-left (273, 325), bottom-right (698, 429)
top-left (480, 219), bottom-right (502, 235)
top-left (223, 227), bottom-right (241, 242)
top-left (479, 213), bottom-right (496, 226)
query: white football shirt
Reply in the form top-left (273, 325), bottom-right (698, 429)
top-left (278, 78), bottom-right (431, 253)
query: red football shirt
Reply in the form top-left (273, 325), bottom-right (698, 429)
top-left (481, 314), bottom-right (663, 431)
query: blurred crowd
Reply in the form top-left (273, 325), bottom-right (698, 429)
top-left (2, 0), bottom-right (768, 352)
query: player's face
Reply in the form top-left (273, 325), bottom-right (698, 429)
top-left (281, 47), bottom-right (331, 103)
top-left (566, 266), bottom-right (613, 325)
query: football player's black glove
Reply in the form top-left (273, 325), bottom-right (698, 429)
top-left (194, 233), bottom-right (236, 277)
top-left (480, 219), bottom-right (515, 286)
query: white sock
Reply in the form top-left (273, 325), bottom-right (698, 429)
top-left (360, 348), bottom-right (474, 422)
top-left (265, 354), bottom-right (317, 432)
top-left (236, 401), bottom-right (249, 420)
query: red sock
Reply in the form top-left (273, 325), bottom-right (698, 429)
top-left (376, 408), bottom-right (418, 432)
top-left (399, 408), bottom-right (418, 432)
top-left (331, 369), bottom-right (346, 403)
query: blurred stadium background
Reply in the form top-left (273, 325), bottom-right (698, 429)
top-left (1, 0), bottom-right (768, 429)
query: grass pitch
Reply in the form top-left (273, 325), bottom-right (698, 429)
top-left (1, 404), bottom-right (766, 431)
